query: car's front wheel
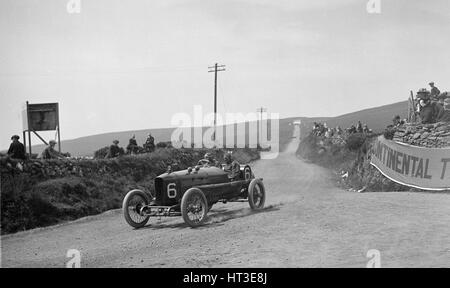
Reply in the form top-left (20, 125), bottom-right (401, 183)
top-left (181, 188), bottom-right (208, 227)
top-left (248, 179), bottom-right (266, 210)
top-left (122, 189), bottom-right (150, 228)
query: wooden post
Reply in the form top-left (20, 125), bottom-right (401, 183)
top-left (410, 90), bottom-right (416, 123)
top-left (56, 103), bottom-right (61, 152)
top-left (28, 130), bottom-right (31, 155)
top-left (208, 63), bottom-right (225, 142)
top-left (26, 101), bottom-right (32, 155)
top-left (23, 130), bottom-right (27, 155)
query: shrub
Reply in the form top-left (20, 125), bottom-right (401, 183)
top-left (156, 141), bottom-right (173, 148)
top-left (345, 133), bottom-right (367, 151)
top-left (383, 127), bottom-right (395, 140)
top-left (94, 146), bottom-right (109, 159)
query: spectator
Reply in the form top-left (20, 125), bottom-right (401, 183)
top-left (393, 115), bottom-right (401, 126)
top-left (363, 124), bottom-right (372, 133)
top-left (143, 133), bottom-right (155, 153)
top-left (7, 135), bottom-right (26, 160)
top-left (356, 121), bottom-right (363, 133)
top-left (222, 153), bottom-right (240, 180)
top-left (126, 135), bottom-right (139, 154)
top-left (41, 140), bottom-right (65, 159)
top-left (429, 82), bottom-right (441, 101)
top-left (105, 140), bottom-right (124, 158)
top-left (198, 153), bottom-right (220, 168)
top-left (436, 93), bottom-right (450, 122)
top-left (348, 125), bottom-right (357, 134)
top-left (416, 88), bottom-right (430, 112)
top-left (392, 115), bottom-right (405, 127)
top-left (437, 92), bottom-right (448, 106)
top-left (418, 94), bottom-right (440, 124)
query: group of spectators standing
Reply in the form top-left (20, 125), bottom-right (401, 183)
top-left (312, 122), bottom-right (337, 137)
top-left (415, 82), bottom-right (450, 124)
top-left (105, 133), bottom-right (155, 158)
top-left (312, 121), bottom-right (372, 138)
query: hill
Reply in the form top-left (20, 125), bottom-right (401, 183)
top-left (12, 101), bottom-right (407, 157)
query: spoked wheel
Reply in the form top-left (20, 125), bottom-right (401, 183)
top-left (181, 188), bottom-right (208, 227)
top-left (248, 179), bottom-right (266, 210)
top-left (122, 189), bottom-right (150, 228)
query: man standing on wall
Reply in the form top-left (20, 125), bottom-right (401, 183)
top-left (429, 82), bottom-right (441, 101)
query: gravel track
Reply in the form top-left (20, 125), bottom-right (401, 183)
top-left (2, 131), bottom-right (449, 267)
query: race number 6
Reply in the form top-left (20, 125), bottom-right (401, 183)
top-left (244, 167), bottom-right (252, 180)
top-left (167, 183), bottom-right (177, 198)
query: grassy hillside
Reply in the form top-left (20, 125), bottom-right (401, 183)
top-left (17, 101), bottom-right (407, 157)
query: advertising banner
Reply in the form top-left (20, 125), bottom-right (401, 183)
top-left (370, 136), bottom-right (450, 191)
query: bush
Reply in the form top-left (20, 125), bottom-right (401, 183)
top-left (94, 146), bottom-right (109, 159)
top-left (383, 127), bottom-right (395, 140)
top-left (156, 141), bottom-right (173, 148)
top-left (345, 133), bottom-right (367, 151)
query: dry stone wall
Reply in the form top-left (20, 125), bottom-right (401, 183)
top-left (392, 122), bottom-right (450, 148)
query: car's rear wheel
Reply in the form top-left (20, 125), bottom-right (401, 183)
top-left (123, 189), bottom-right (150, 228)
top-left (248, 179), bottom-right (265, 210)
top-left (181, 188), bottom-right (208, 227)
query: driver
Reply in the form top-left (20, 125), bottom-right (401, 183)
top-left (223, 153), bottom-right (240, 180)
top-left (198, 153), bottom-right (220, 168)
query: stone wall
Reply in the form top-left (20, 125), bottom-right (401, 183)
top-left (392, 122), bottom-right (450, 148)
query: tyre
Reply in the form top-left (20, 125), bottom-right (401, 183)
top-left (181, 188), bottom-right (208, 227)
top-left (248, 179), bottom-right (266, 210)
top-left (122, 189), bottom-right (150, 228)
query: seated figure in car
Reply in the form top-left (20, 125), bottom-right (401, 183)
top-left (222, 153), bottom-right (240, 180)
top-left (197, 153), bottom-right (220, 168)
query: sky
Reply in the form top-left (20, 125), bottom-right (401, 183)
top-left (1, 0), bottom-right (450, 149)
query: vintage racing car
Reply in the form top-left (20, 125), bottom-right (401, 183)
top-left (122, 160), bottom-right (266, 228)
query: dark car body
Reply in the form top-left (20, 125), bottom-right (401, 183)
top-left (122, 162), bottom-right (264, 228)
top-left (152, 165), bottom-right (253, 209)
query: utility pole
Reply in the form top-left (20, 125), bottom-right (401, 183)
top-left (256, 107), bottom-right (267, 147)
top-left (208, 63), bottom-right (226, 141)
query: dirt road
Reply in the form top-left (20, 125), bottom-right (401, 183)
top-left (2, 135), bottom-right (450, 267)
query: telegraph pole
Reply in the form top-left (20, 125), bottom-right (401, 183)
top-left (208, 63), bottom-right (226, 140)
top-left (256, 107), bottom-right (267, 147)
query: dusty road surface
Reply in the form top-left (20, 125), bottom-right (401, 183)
top-left (2, 135), bottom-right (450, 267)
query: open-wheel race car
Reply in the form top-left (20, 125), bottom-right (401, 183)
top-left (122, 161), bottom-right (266, 228)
